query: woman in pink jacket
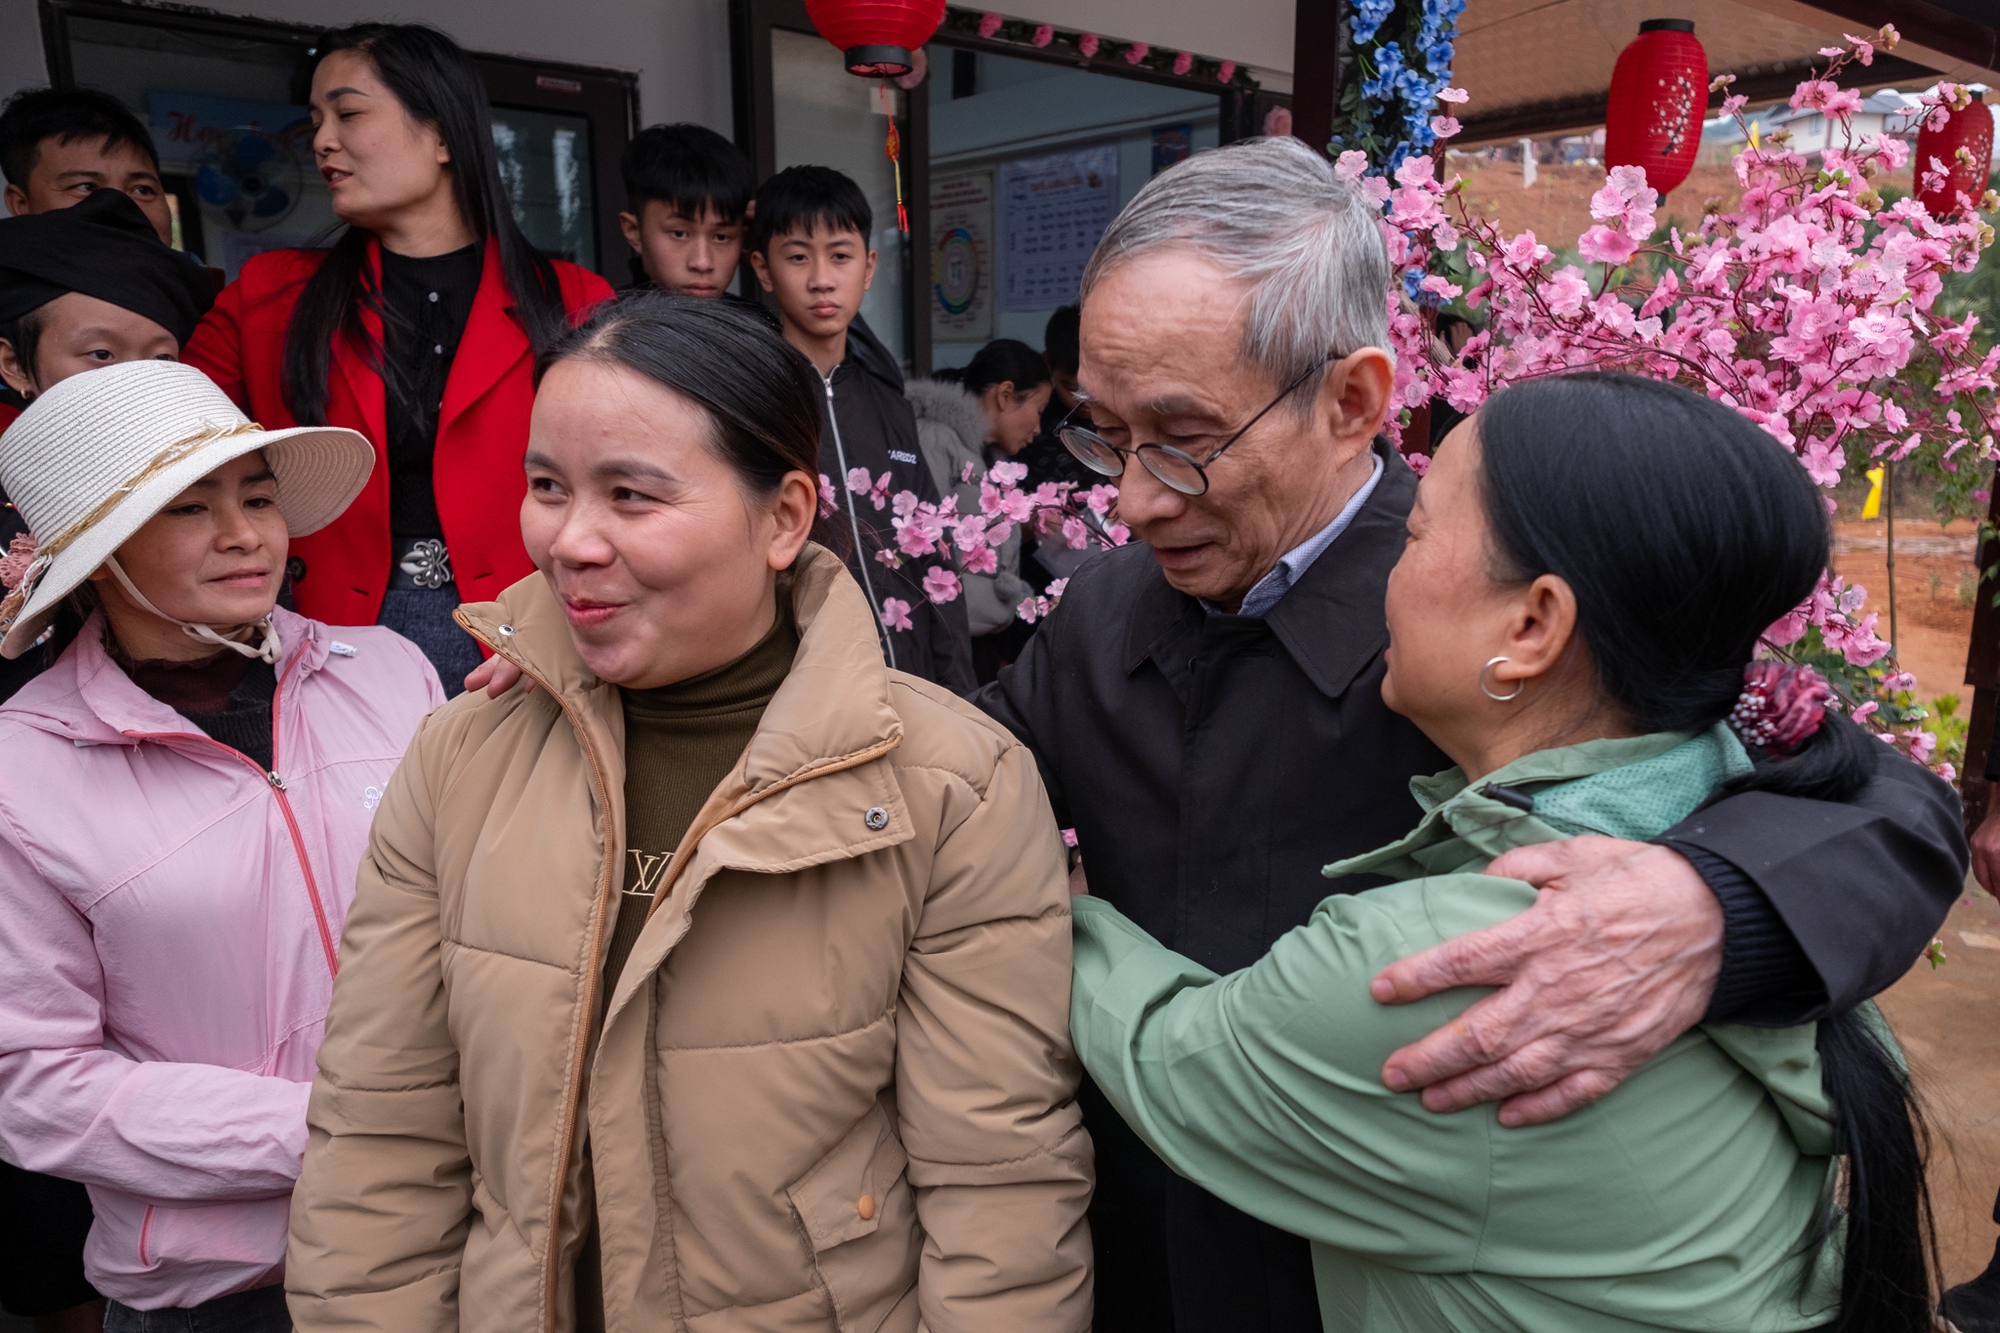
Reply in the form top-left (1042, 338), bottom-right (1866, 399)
top-left (0, 359), bottom-right (444, 1331)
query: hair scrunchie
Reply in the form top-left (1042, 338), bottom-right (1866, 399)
top-left (1729, 661), bottom-right (1835, 756)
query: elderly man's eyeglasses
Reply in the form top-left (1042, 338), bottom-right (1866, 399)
top-left (1056, 357), bottom-right (1331, 497)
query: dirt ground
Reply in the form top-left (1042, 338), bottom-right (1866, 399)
top-left (1881, 888), bottom-right (2000, 1288)
top-left (1817, 508), bottom-right (1998, 1290)
top-left (1829, 513), bottom-right (1981, 703)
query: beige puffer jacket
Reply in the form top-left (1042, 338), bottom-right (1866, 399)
top-left (286, 546), bottom-right (1092, 1332)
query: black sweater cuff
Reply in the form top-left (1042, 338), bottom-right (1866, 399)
top-left (1661, 840), bottom-right (1827, 1026)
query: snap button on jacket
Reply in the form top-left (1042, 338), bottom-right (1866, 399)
top-left (287, 547), bottom-right (1093, 1332)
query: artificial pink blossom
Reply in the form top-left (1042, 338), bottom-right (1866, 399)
top-left (1031, 23), bottom-right (1053, 46)
top-left (1431, 115), bottom-right (1461, 138)
top-left (962, 545), bottom-right (998, 575)
top-left (0, 531), bottom-right (38, 594)
top-left (922, 567), bottom-right (962, 604)
top-left (880, 598), bottom-right (914, 632)
top-left (1437, 86), bottom-right (1469, 104)
top-left (977, 12), bottom-right (1002, 38)
top-left (816, 475), bottom-right (837, 518)
top-left (1578, 225), bottom-right (1640, 265)
top-left (1077, 32), bottom-right (1099, 57)
top-left (1123, 42), bottom-right (1150, 65)
top-left (1217, 60), bottom-right (1236, 83)
top-left (1173, 51), bottom-right (1193, 76)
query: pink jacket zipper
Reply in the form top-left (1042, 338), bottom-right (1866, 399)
top-left (122, 650), bottom-right (339, 977)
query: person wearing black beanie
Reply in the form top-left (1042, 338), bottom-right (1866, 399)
top-left (0, 185), bottom-right (214, 416)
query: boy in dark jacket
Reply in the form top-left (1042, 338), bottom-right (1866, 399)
top-left (749, 164), bottom-right (974, 692)
top-left (618, 123), bottom-right (758, 303)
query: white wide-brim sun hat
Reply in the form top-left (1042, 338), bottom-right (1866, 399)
top-left (0, 359), bottom-right (375, 658)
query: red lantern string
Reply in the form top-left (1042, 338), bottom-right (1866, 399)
top-left (880, 79), bottom-right (908, 235)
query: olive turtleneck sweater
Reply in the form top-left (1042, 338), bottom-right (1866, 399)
top-left (602, 605), bottom-right (800, 1008)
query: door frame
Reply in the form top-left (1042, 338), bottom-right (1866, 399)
top-left (37, 0), bottom-right (639, 281)
top-left (731, 0), bottom-right (1265, 376)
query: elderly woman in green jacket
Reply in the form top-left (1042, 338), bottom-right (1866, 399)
top-left (1070, 372), bottom-right (1938, 1332)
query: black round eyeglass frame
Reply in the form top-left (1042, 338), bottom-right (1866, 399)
top-left (1055, 356), bottom-right (1332, 497)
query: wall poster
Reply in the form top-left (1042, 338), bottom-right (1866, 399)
top-left (998, 143), bottom-right (1119, 313)
top-left (930, 169), bottom-right (994, 343)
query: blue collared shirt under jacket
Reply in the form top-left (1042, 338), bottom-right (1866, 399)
top-left (1213, 454), bottom-right (1385, 618)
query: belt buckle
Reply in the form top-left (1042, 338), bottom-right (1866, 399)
top-left (398, 538), bottom-right (454, 590)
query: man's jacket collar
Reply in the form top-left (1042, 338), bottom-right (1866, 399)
top-left (1123, 439), bottom-right (1417, 701)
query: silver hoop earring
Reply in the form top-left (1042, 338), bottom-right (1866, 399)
top-left (1480, 655), bottom-right (1524, 702)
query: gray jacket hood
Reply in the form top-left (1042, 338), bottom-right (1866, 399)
top-left (906, 378), bottom-right (989, 458)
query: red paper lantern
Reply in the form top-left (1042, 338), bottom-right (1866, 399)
top-left (1915, 96), bottom-right (1995, 219)
top-left (803, 0), bottom-right (946, 77)
top-left (1604, 19), bottom-right (1708, 196)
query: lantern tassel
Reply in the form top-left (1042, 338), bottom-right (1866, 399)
top-left (880, 79), bottom-right (909, 236)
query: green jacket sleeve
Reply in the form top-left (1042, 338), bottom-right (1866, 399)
top-left (1069, 890), bottom-right (1502, 1267)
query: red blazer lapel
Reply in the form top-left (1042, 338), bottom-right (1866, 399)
top-left (440, 242), bottom-right (530, 434)
top-left (332, 237), bottom-right (388, 450)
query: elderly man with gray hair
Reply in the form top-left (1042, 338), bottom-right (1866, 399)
top-left (971, 135), bottom-right (1963, 1332)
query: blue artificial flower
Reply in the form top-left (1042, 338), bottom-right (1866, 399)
top-left (1388, 141), bottom-right (1415, 172)
top-left (1362, 40), bottom-right (1405, 100)
top-left (1349, 0), bottom-right (1394, 49)
top-left (1425, 39), bottom-right (1455, 70)
top-left (1403, 267), bottom-right (1426, 300)
top-left (1393, 67), bottom-right (1432, 105)
top-left (1405, 118), bottom-right (1436, 149)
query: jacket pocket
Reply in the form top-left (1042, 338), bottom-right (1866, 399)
top-left (787, 1097), bottom-right (919, 1332)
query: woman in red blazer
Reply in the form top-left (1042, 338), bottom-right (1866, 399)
top-left (186, 23), bottom-right (611, 689)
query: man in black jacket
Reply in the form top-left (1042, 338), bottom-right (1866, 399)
top-left (750, 165), bottom-right (974, 692)
top-left (972, 137), bottom-right (1968, 1331)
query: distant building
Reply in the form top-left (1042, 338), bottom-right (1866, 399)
top-left (1697, 88), bottom-right (1979, 163)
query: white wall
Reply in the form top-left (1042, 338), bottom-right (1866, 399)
top-left (0, 0), bottom-right (733, 131)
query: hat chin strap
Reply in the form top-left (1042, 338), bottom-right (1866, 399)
top-left (104, 557), bottom-right (280, 664)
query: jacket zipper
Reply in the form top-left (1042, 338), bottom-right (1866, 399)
top-left (458, 620), bottom-right (620, 1333)
top-left (820, 368), bottom-right (897, 669)
top-left (460, 615), bottom-right (902, 1333)
top-left (122, 649), bottom-right (339, 978)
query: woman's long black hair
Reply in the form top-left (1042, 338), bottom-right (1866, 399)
top-left (282, 23), bottom-right (568, 426)
top-left (536, 289), bottom-right (847, 555)
top-left (934, 338), bottom-right (1052, 396)
top-left (1475, 372), bottom-right (1938, 1331)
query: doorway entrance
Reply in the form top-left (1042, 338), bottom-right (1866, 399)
top-left (731, 0), bottom-right (1262, 376)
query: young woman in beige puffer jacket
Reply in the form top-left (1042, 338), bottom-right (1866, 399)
top-left (284, 293), bottom-right (1092, 1333)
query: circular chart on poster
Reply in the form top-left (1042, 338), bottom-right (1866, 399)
top-left (934, 225), bottom-right (980, 316)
